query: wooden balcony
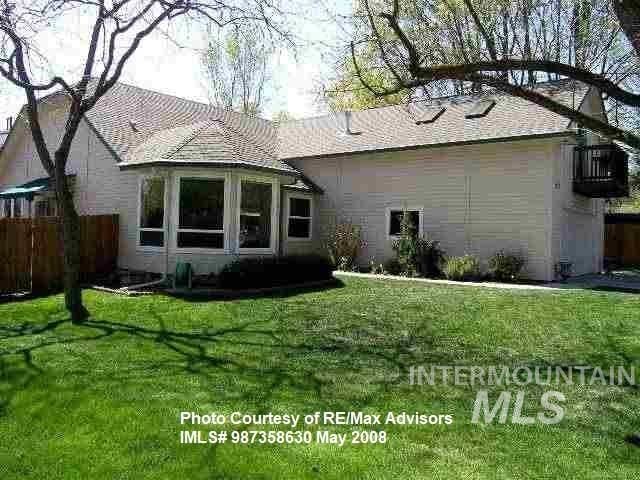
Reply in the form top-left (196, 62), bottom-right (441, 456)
top-left (573, 144), bottom-right (629, 198)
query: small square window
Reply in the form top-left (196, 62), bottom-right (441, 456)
top-left (388, 209), bottom-right (421, 237)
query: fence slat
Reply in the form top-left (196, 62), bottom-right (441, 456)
top-left (605, 218), bottom-right (640, 267)
top-left (0, 215), bottom-right (118, 294)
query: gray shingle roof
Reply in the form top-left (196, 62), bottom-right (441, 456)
top-left (276, 81), bottom-right (587, 159)
top-left (83, 81), bottom-right (283, 167)
top-left (122, 117), bottom-right (298, 174)
top-left (1, 79), bottom-right (590, 183)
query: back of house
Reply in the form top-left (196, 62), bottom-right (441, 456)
top-left (0, 80), bottom-right (629, 282)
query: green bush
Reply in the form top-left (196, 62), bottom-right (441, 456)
top-left (488, 251), bottom-right (526, 282)
top-left (442, 255), bottom-right (481, 281)
top-left (217, 255), bottom-right (334, 289)
top-left (384, 258), bottom-right (402, 275)
top-left (392, 211), bottom-right (444, 277)
top-left (415, 237), bottom-right (445, 278)
top-left (327, 222), bottom-right (364, 271)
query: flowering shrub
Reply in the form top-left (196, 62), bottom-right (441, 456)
top-left (442, 255), bottom-right (481, 281)
top-left (327, 222), bottom-right (364, 271)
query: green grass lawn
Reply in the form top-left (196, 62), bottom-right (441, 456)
top-left (1, 278), bottom-right (639, 479)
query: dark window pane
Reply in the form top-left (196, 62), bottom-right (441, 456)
top-left (288, 218), bottom-right (310, 238)
top-left (35, 199), bottom-right (55, 217)
top-left (13, 199), bottom-right (22, 218)
top-left (389, 210), bottom-right (420, 236)
top-left (178, 232), bottom-right (224, 249)
top-left (179, 178), bottom-right (224, 230)
top-left (290, 197), bottom-right (310, 217)
top-left (239, 181), bottom-right (272, 248)
top-left (3, 199), bottom-right (11, 217)
top-left (140, 178), bottom-right (165, 228)
top-left (140, 230), bottom-right (164, 247)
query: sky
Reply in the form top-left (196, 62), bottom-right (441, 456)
top-left (0, 0), bottom-right (351, 128)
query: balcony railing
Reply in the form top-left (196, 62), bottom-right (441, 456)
top-left (573, 144), bottom-right (629, 198)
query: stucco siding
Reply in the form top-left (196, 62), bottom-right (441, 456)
top-left (289, 139), bottom-right (557, 280)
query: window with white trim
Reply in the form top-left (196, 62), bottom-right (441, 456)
top-left (1, 199), bottom-right (10, 218)
top-left (388, 208), bottom-right (421, 237)
top-left (286, 196), bottom-right (312, 239)
top-left (238, 180), bottom-right (273, 249)
top-left (177, 177), bottom-right (225, 249)
top-left (139, 177), bottom-right (166, 247)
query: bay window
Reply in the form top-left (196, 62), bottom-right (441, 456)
top-left (238, 178), bottom-right (275, 251)
top-left (138, 177), bottom-right (166, 248)
top-left (286, 195), bottom-right (312, 240)
top-left (177, 177), bottom-right (226, 250)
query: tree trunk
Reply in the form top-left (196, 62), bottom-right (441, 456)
top-left (54, 164), bottom-right (88, 323)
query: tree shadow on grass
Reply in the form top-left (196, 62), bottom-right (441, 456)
top-left (0, 299), bottom-right (438, 423)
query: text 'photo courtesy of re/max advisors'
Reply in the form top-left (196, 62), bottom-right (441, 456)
top-left (178, 411), bottom-right (454, 446)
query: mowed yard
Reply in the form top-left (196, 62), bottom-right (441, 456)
top-left (0, 277), bottom-right (639, 479)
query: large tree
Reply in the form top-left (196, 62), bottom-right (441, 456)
top-left (202, 25), bottom-right (273, 115)
top-left (339, 0), bottom-right (640, 148)
top-left (0, 0), bottom-right (289, 322)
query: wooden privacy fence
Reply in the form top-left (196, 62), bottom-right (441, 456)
top-left (0, 214), bottom-right (118, 294)
top-left (605, 214), bottom-right (640, 266)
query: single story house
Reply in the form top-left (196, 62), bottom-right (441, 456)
top-left (0, 80), bottom-right (629, 281)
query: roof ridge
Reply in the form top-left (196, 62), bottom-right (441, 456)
top-left (216, 117), bottom-right (278, 161)
top-left (112, 80), bottom-right (274, 125)
top-left (162, 120), bottom-right (217, 160)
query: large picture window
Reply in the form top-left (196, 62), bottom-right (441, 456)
top-left (139, 177), bottom-right (166, 247)
top-left (177, 177), bottom-right (225, 250)
top-left (239, 180), bottom-right (273, 250)
top-left (286, 195), bottom-right (312, 239)
top-left (388, 208), bottom-right (422, 237)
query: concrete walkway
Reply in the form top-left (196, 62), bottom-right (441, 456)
top-left (334, 271), bottom-right (564, 291)
top-left (548, 270), bottom-right (640, 292)
top-left (335, 270), bottom-right (640, 293)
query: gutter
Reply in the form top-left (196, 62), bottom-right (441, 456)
top-left (279, 131), bottom-right (577, 163)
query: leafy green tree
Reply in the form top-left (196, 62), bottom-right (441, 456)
top-left (202, 26), bottom-right (273, 116)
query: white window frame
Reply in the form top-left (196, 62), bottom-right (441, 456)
top-left (173, 172), bottom-right (231, 254)
top-left (386, 206), bottom-right (424, 239)
top-left (137, 175), bottom-right (168, 252)
top-left (236, 174), bottom-right (279, 254)
top-left (0, 198), bottom-right (9, 218)
top-left (285, 192), bottom-right (313, 241)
